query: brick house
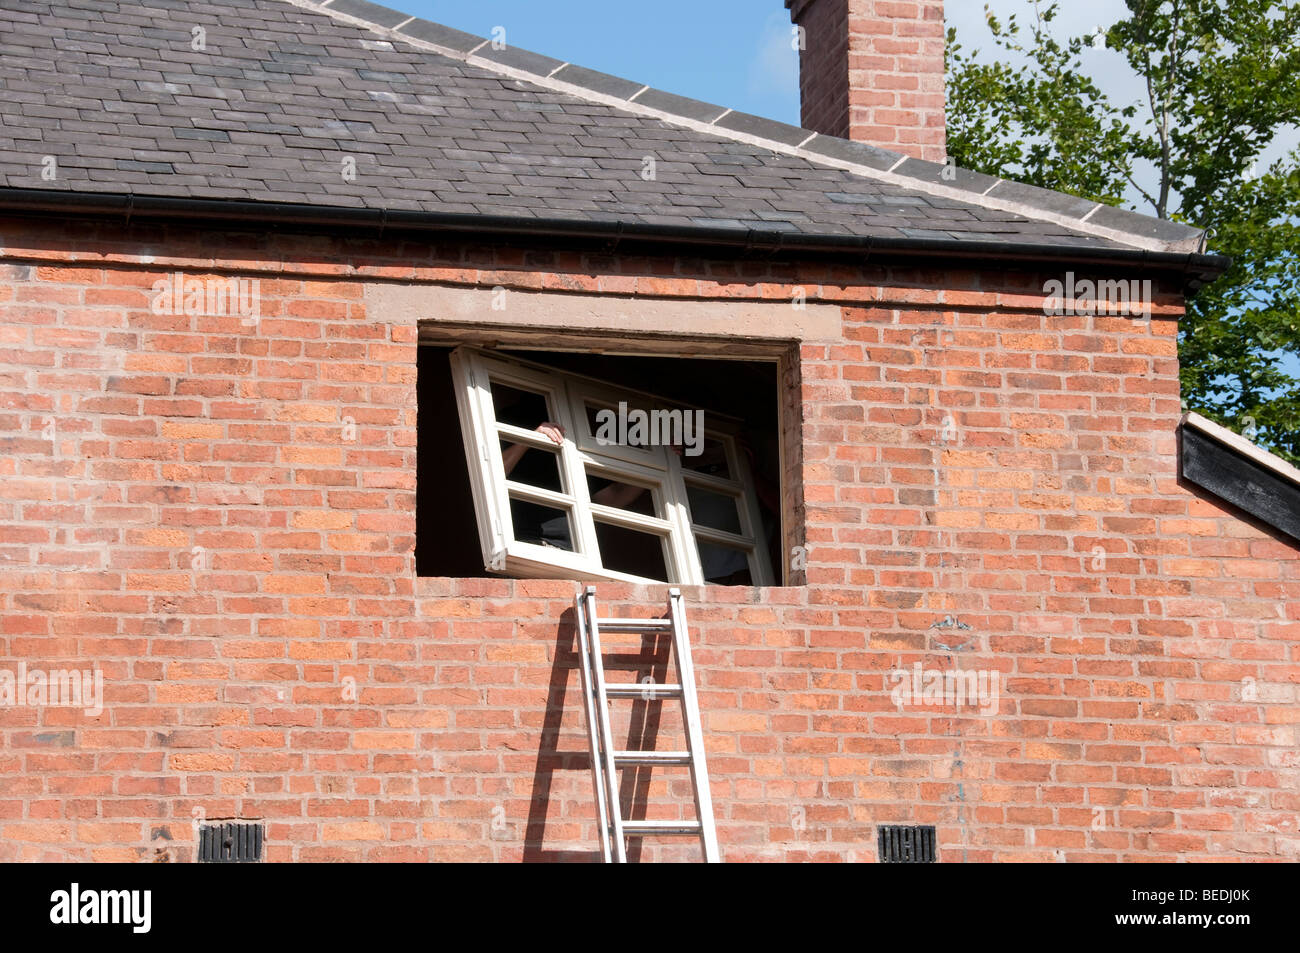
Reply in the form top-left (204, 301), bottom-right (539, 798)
top-left (1, 0), bottom-right (1297, 862)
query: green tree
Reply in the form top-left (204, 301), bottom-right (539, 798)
top-left (946, 0), bottom-right (1300, 462)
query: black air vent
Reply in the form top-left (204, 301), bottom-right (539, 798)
top-left (878, 825), bottom-right (936, 863)
top-left (198, 822), bottom-right (263, 863)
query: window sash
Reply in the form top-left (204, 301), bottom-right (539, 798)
top-left (569, 379), bottom-right (675, 470)
top-left (449, 346), bottom-right (773, 585)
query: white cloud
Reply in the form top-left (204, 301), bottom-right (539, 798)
top-left (750, 9), bottom-right (799, 96)
top-left (948, 0), bottom-right (1141, 119)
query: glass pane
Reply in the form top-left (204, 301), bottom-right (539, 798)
top-left (491, 380), bottom-right (551, 431)
top-left (596, 521), bottom-right (669, 582)
top-left (680, 436), bottom-right (730, 479)
top-left (585, 402), bottom-right (609, 442)
top-left (585, 400), bottom-right (663, 451)
top-left (696, 539), bottom-right (752, 585)
top-left (500, 439), bottom-right (563, 493)
top-left (509, 497), bottom-right (574, 551)
top-left (686, 484), bottom-right (742, 534)
top-left (586, 401), bottom-right (631, 449)
top-left (587, 472), bottom-right (657, 517)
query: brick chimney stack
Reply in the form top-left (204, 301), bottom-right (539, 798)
top-left (786, 0), bottom-right (947, 162)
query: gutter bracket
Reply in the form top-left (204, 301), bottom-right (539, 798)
top-left (761, 230), bottom-right (786, 260)
top-left (604, 221), bottom-right (625, 255)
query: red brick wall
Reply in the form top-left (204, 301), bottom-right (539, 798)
top-left (0, 218), bottom-right (1296, 862)
top-left (790, 0), bottom-right (948, 161)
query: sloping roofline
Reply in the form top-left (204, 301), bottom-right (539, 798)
top-left (1180, 413), bottom-right (1300, 543)
top-left (296, 0), bottom-right (1209, 255)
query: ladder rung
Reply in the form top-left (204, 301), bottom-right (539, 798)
top-left (621, 820), bottom-right (702, 837)
top-left (613, 750), bottom-right (692, 766)
top-left (604, 683), bottom-right (684, 699)
top-left (594, 617), bottom-right (673, 633)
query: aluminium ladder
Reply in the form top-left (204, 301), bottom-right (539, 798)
top-left (575, 586), bottom-right (720, 863)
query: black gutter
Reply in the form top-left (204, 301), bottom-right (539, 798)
top-left (0, 187), bottom-right (1232, 291)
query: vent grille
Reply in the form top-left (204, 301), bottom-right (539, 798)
top-left (198, 822), bottom-right (263, 863)
top-left (877, 824), bottom-right (936, 863)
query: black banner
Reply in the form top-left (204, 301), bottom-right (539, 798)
top-left (0, 861), bottom-right (1281, 944)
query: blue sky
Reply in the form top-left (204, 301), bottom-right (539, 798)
top-left (386, 0), bottom-right (802, 123)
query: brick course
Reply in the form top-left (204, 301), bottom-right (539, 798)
top-left (0, 218), bottom-right (1296, 862)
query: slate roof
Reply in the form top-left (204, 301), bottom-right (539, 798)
top-left (0, 0), bottom-right (1212, 258)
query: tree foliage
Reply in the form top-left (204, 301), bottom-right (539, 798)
top-left (947, 0), bottom-right (1300, 462)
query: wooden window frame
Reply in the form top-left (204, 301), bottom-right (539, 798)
top-left (448, 346), bottom-right (775, 586)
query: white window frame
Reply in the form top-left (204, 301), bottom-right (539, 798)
top-left (449, 346), bottom-right (774, 586)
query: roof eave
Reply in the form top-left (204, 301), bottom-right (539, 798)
top-left (0, 187), bottom-right (1231, 292)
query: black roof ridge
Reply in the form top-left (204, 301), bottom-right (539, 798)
top-left (297, 0), bottom-right (1207, 255)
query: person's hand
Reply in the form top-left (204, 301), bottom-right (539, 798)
top-left (502, 422), bottom-right (566, 477)
top-left (536, 422), bottom-right (565, 446)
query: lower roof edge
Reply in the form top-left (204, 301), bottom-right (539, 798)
top-left (0, 188), bottom-right (1231, 289)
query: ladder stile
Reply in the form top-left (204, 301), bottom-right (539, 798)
top-left (573, 591), bottom-right (612, 863)
top-left (668, 587), bottom-right (721, 863)
top-left (574, 585), bottom-right (721, 863)
top-left (583, 586), bottom-right (628, 862)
